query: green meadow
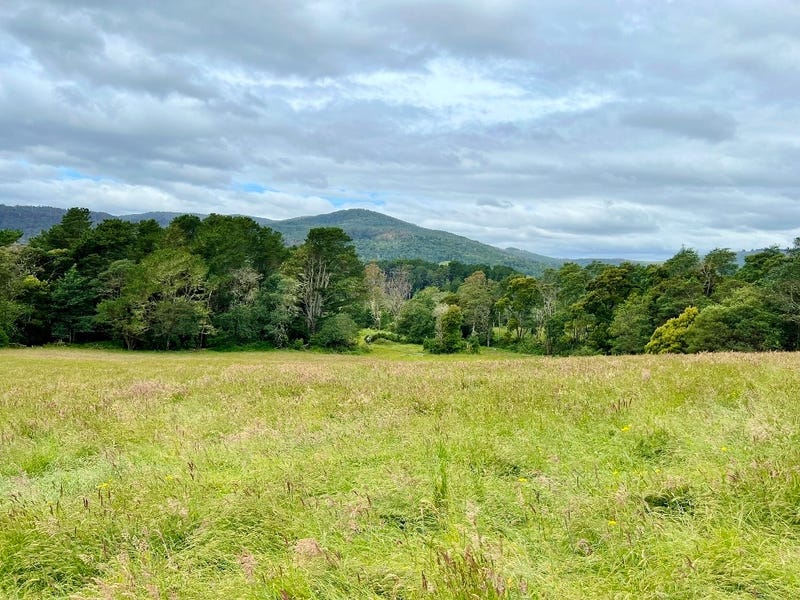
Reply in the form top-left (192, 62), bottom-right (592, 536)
top-left (2, 345), bottom-right (800, 599)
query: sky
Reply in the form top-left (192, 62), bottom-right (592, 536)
top-left (1, 0), bottom-right (799, 260)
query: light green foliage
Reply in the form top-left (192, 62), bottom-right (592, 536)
top-left (457, 270), bottom-right (496, 346)
top-left (645, 305), bottom-right (699, 354)
top-left (2, 349), bottom-right (800, 598)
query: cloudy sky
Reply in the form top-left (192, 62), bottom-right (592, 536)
top-left (1, 0), bottom-right (799, 259)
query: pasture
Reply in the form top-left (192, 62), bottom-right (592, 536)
top-left (1, 346), bottom-right (800, 598)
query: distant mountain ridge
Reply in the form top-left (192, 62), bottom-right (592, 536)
top-left (0, 204), bottom-right (628, 275)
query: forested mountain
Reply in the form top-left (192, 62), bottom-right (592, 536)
top-left (0, 204), bottom-right (114, 232)
top-left (268, 209), bottom-right (562, 273)
top-left (0, 205), bottom-right (565, 275)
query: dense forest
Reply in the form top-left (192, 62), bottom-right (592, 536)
top-left (1, 207), bottom-right (798, 354)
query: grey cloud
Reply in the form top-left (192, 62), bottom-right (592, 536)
top-left (621, 106), bottom-right (737, 143)
top-left (476, 198), bottom-right (512, 209)
top-left (2, 0), bottom-right (800, 259)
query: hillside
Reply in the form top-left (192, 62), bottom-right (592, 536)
top-left (0, 204), bottom-right (114, 232)
top-left (2, 204), bottom-right (568, 274)
top-left (270, 209), bottom-right (564, 273)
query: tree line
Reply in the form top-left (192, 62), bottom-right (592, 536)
top-left (1, 207), bottom-right (798, 354)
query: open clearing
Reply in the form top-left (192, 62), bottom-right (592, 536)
top-left (2, 346), bottom-right (800, 598)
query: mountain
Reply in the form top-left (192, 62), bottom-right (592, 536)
top-left (0, 204), bottom-right (114, 233)
top-left (266, 209), bottom-right (567, 273)
top-left (0, 204), bottom-right (574, 275)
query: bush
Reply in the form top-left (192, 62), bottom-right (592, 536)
top-left (364, 331), bottom-right (407, 344)
top-left (312, 314), bottom-right (359, 350)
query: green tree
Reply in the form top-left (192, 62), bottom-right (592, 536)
top-left (0, 229), bottom-right (22, 247)
top-left (96, 249), bottom-right (212, 349)
top-left (72, 219), bottom-right (138, 279)
top-left (662, 247), bottom-right (700, 278)
top-left (736, 247), bottom-right (786, 284)
top-left (609, 293), bottom-right (653, 354)
top-left (765, 239), bottom-right (800, 348)
top-left (457, 271), bottom-right (495, 346)
top-left (312, 313), bottom-right (359, 350)
top-left (27, 208), bottom-right (94, 281)
top-left (496, 275), bottom-right (540, 342)
top-left (425, 304), bottom-right (465, 354)
top-left (394, 287), bottom-right (438, 343)
top-left (699, 248), bottom-right (737, 297)
top-left (0, 235), bottom-right (25, 345)
top-left (32, 207), bottom-right (93, 252)
top-left (573, 262), bottom-right (639, 352)
top-left (51, 265), bottom-right (96, 343)
top-left (686, 286), bottom-right (781, 352)
top-left (645, 306), bottom-right (699, 354)
top-left (284, 228), bottom-right (364, 336)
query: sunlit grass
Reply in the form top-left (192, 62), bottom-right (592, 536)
top-left (2, 347), bottom-right (800, 598)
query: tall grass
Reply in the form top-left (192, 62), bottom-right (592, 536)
top-left (1, 347), bottom-right (800, 598)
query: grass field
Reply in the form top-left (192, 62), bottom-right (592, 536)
top-left (2, 345), bottom-right (800, 599)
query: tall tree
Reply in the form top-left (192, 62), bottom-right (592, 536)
top-left (699, 248), bottom-right (737, 297)
top-left (457, 271), bottom-right (495, 345)
top-left (0, 233), bottom-right (25, 345)
top-left (96, 249), bottom-right (212, 349)
top-left (51, 265), bottom-right (96, 343)
top-left (383, 265), bottom-right (412, 322)
top-left (766, 239), bottom-right (800, 349)
top-left (364, 262), bottom-right (387, 329)
top-left (284, 228), bottom-right (364, 336)
top-left (496, 275), bottom-right (540, 342)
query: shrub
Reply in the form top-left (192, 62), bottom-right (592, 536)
top-left (312, 314), bottom-right (359, 350)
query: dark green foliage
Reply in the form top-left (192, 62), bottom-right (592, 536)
top-left (686, 287), bottom-right (782, 352)
top-left (51, 266), bottom-right (96, 343)
top-left (312, 313), bottom-right (359, 350)
top-left (284, 227), bottom-right (365, 336)
top-left (364, 331), bottom-right (406, 343)
top-left (0, 229), bottom-right (22, 247)
top-left (394, 288), bottom-right (438, 343)
top-left (609, 293), bottom-right (652, 354)
top-left (643, 484), bottom-right (696, 514)
top-left (634, 428), bottom-right (673, 462)
top-left (424, 305), bottom-right (465, 354)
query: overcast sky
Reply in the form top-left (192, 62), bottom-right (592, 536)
top-left (2, 1), bottom-right (799, 259)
